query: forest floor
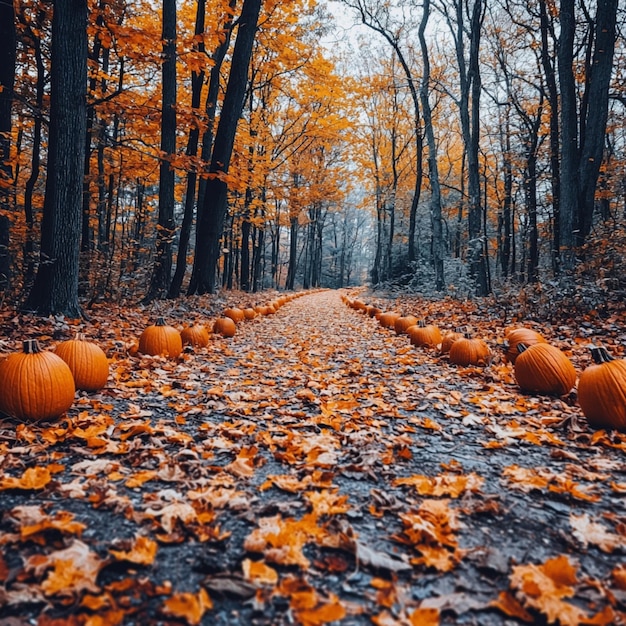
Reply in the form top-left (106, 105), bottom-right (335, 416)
top-left (1, 288), bottom-right (626, 625)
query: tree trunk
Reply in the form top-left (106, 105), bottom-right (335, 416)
top-left (557, 0), bottom-right (578, 270)
top-left (419, 0), bottom-right (444, 291)
top-left (143, 0), bottom-right (177, 303)
top-left (169, 0), bottom-right (206, 299)
top-left (24, 0), bottom-right (88, 317)
top-left (576, 0), bottom-right (617, 244)
top-left (188, 0), bottom-right (262, 295)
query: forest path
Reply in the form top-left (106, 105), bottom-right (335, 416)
top-left (1, 289), bottom-right (625, 625)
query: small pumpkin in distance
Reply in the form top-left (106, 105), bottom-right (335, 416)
top-left (578, 346), bottom-right (626, 431)
top-left (504, 328), bottom-right (547, 363)
top-left (223, 307), bottom-right (245, 323)
top-left (514, 342), bottom-right (576, 395)
top-left (441, 327), bottom-right (466, 355)
top-left (449, 334), bottom-right (491, 366)
top-left (378, 312), bottom-right (401, 329)
top-left (395, 315), bottom-right (419, 336)
top-left (54, 333), bottom-right (109, 391)
top-left (243, 308), bottom-right (257, 320)
top-left (213, 317), bottom-right (237, 337)
top-left (407, 320), bottom-right (442, 348)
top-left (180, 324), bottom-right (210, 348)
top-left (138, 318), bottom-right (183, 358)
top-left (366, 305), bottom-right (382, 318)
top-left (0, 339), bottom-right (75, 421)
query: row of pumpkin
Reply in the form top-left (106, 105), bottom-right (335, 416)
top-left (0, 292), bottom-right (307, 423)
top-left (343, 296), bottom-right (626, 432)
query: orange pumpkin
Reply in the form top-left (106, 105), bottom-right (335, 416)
top-left (243, 308), bottom-right (257, 320)
top-left (395, 315), bottom-right (419, 335)
top-left (213, 317), bottom-right (237, 337)
top-left (223, 307), bottom-right (245, 323)
top-left (54, 334), bottom-right (109, 391)
top-left (138, 318), bottom-right (182, 358)
top-left (378, 312), bottom-right (401, 329)
top-left (504, 328), bottom-right (547, 363)
top-left (366, 305), bottom-right (382, 318)
top-left (578, 346), bottom-right (626, 431)
top-left (180, 324), bottom-right (210, 348)
top-left (407, 320), bottom-right (442, 348)
top-left (440, 327), bottom-right (466, 355)
top-left (449, 335), bottom-right (491, 366)
top-left (514, 343), bottom-right (576, 395)
top-left (0, 339), bottom-right (75, 421)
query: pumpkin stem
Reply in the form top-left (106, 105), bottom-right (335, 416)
top-left (155, 317), bottom-right (167, 326)
top-left (23, 339), bottom-right (42, 354)
top-left (418, 319), bottom-right (426, 327)
top-left (74, 332), bottom-right (87, 341)
top-left (517, 342), bottom-right (528, 354)
top-left (455, 326), bottom-right (466, 334)
top-left (590, 345), bottom-right (615, 364)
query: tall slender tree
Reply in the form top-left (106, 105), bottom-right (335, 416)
top-left (188, 0), bottom-right (263, 295)
top-left (144, 0), bottom-right (177, 302)
top-left (24, 0), bottom-right (88, 316)
top-left (0, 0), bottom-right (16, 292)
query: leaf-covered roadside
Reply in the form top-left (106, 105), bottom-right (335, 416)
top-left (1, 290), bottom-right (626, 625)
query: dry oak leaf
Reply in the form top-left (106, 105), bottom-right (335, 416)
top-left (0, 466), bottom-right (52, 491)
top-left (161, 588), bottom-right (212, 626)
top-left (25, 540), bottom-right (105, 597)
top-left (510, 554), bottom-right (612, 625)
top-left (570, 513), bottom-right (624, 553)
top-left (109, 535), bottom-right (158, 565)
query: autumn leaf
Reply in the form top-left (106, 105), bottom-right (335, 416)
top-left (570, 513), bottom-right (624, 552)
top-left (241, 558), bottom-right (278, 585)
top-left (409, 607), bottom-right (440, 626)
top-left (0, 466), bottom-right (52, 491)
top-left (510, 554), bottom-right (589, 625)
top-left (161, 588), bottom-right (212, 625)
top-left (109, 535), bottom-right (158, 565)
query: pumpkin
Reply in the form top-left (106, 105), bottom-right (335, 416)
top-left (395, 315), bottom-right (419, 336)
top-left (578, 346), bottom-right (626, 431)
top-left (213, 317), bottom-right (237, 337)
top-left (138, 318), bottom-right (183, 358)
top-left (514, 343), bottom-right (576, 395)
top-left (223, 307), bottom-right (245, 323)
top-left (0, 339), bottom-right (75, 421)
top-left (440, 327), bottom-right (466, 355)
top-left (54, 334), bottom-right (109, 391)
top-left (366, 305), bottom-right (382, 318)
top-left (378, 312), bottom-right (401, 329)
top-left (407, 320), bottom-right (442, 348)
top-left (243, 308), bottom-right (257, 320)
top-left (504, 328), bottom-right (547, 363)
top-left (180, 324), bottom-right (210, 348)
top-left (449, 335), bottom-right (491, 366)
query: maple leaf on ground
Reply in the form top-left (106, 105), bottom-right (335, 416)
top-left (509, 554), bottom-right (613, 625)
top-left (161, 588), bottom-right (212, 626)
top-left (409, 607), bottom-right (440, 626)
top-left (392, 472), bottom-right (483, 497)
top-left (8, 505), bottom-right (86, 541)
top-left (0, 466), bottom-right (52, 491)
top-left (570, 513), bottom-right (624, 552)
top-left (25, 540), bottom-right (105, 598)
top-left (109, 534), bottom-right (158, 565)
top-left (276, 576), bottom-right (346, 626)
top-left (241, 558), bottom-right (278, 585)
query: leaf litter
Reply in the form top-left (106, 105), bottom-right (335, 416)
top-left (1, 289), bottom-right (626, 624)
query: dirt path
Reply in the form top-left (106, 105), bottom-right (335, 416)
top-left (1, 289), bottom-right (625, 625)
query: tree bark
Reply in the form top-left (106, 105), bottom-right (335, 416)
top-left (419, 0), bottom-right (444, 291)
top-left (24, 0), bottom-right (88, 317)
top-left (188, 0), bottom-right (262, 295)
top-left (0, 0), bottom-right (16, 292)
top-left (169, 0), bottom-right (206, 299)
top-left (143, 0), bottom-right (177, 303)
